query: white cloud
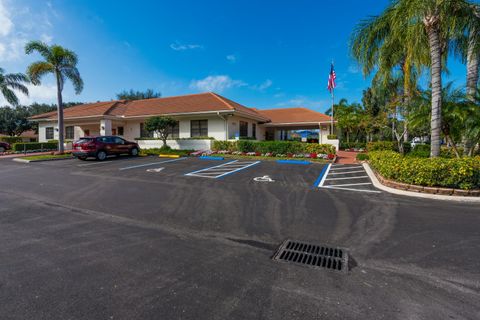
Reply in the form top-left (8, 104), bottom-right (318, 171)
top-left (190, 75), bottom-right (246, 93)
top-left (0, 0), bottom-right (13, 36)
top-left (0, 0), bottom-right (56, 62)
top-left (348, 64), bottom-right (360, 74)
top-left (40, 33), bottom-right (53, 44)
top-left (170, 41), bottom-right (203, 51)
top-left (226, 54), bottom-right (237, 63)
top-left (0, 83), bottom-right (58, 106)
top-left (254, 79), bottom-right (272, 91)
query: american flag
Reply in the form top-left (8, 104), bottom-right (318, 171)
top-left (327, 63), bottom-right (336, 93)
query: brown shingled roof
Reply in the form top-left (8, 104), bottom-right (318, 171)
top-left (29, 101), bottom-right (124, 120)
top-left (256, 107), bottom-right (332, 124)
top-left (29, 92), bottom-right (270, 121)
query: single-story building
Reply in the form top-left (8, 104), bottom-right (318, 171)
top-left (29, 92), bottom-right (338, 149)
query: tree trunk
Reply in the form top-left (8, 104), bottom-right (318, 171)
top-left (464, 28), bottom-right (479, 156)
top-left (426, 20), bottom-right (442, 158)
top-left (55, 71), bottom-right (65, 154)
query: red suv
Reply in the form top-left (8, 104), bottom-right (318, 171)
top-left (72, 136), bottom-right (140, 161)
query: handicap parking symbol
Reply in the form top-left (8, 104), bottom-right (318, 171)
top-left (146, 167), bottom-right (165, 173)
top-left (253, 175), bottom-right (275, 182)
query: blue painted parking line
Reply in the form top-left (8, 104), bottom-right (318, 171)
top-left (119, 157), bottom-right (187, 171)
top-left (199, 156), bottom-right (224, 160)
top-left (276, 159), bottom-right (310, 165)
top-left (185, 160), bottom-right (260, 179)
top-left (312, 163), bottom-right (331, 188)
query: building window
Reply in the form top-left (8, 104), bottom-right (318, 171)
top-left (118, 126), bottom-right (124, 136)
top-left (140, 123), bottom-right (154, 138)
top-left (252, 123), bottom-right (256, 139)
top-left (45, 127), bottom-right (54, 140)
top-left (65, 126), bottom-right (74, 140)
top-left (190, 120), bottom-right (208, 137)
top-left (167, 121), bottom-right (180, 139)
top-left (239, 121), bottom-right (248, 138)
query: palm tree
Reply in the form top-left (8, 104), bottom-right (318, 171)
top-left (351, 0), bottom-right (471, 157)
top-left (0, 67), bottom-right (29, 106)
top-left (25, 41), bottom-right (83, 153)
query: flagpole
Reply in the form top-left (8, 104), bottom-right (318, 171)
top-left (331, 87), bottom-right (334, 135)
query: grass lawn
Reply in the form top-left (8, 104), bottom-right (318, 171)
top-left (21, 154), bottom-right (74, 161)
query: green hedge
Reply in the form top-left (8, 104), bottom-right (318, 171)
top-left (212, 140), bottom-right (336, 155)
top-left (356, 153), bottom-right (369, 161)
top-left (367, 141), bottom-right (397, 151)
top-left (340, 142), bottom-right (366, 149)
top-left (12, 142), bottom-right (57, 152)
top-left (0, 136), bottom-right (23, 144)
top-left (369, 151), bottom-right (480, 190)
top-left (139, 148), bottom-right (193, 157)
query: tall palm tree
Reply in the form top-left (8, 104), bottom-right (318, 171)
top-left (25, 41), bottom-right (83, 153)
top-left (0, 67), bottom-right (29, 106)
top-left (351, 0), bottom-right (471, 157)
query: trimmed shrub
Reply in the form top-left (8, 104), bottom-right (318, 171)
top-left (367, 141), bottom-right (397, 151)
top-left (369, 151), bottom-right (480, 190)
top-left (407, 144), bottom-right (430, 158)
top-left (139, 148), bottom-right (193, 156)
top-left (12, 142), bottom-right (57, 152)
top-left (327, 134), bottom-right (337, 140)
top-left (340, 142), bottom-right (366, 150)
top-left (0, 136), bottom-right (23, 144)
top-left (211, 140), bottom-right (336, 155)
top-left (356, 153), bottom-right (369, 161)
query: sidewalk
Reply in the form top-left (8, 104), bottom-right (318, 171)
top-left (0, 151), bottom-right (55, 159)
top-left (335, 150), bottom-right (358, 164)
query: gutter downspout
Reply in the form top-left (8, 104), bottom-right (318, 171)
top-left (217, 112), bottom-right (228, 140)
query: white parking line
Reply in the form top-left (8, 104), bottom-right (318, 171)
top-left (119, 157), bottom-right (187, 170)
top-left (323, 185), bottom-right (381, 193)
top-left (185, 160), bottom-right (260, 178)
top-left (325, 175), bottom-right (369, 181)
top-left (329, 166), bottom-right (363, 171)
top-left (326, 182), bottom-right (372, 187)
top-left (328, 170), bottom-right (365, 175)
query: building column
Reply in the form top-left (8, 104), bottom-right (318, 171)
top-left (100, 119), bottom-right (112, 136)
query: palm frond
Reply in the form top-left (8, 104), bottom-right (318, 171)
top-left (25, 40), bottom-right (52, 60)
top-left (1, 87), bottom-right (19, 106)
top-left (63, 67), bottom-right (83, 94)
top-left (26, 61), bottom-right (54, 85)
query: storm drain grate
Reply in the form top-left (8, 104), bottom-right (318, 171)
top-left (273, 240), bottom-right (348, 272)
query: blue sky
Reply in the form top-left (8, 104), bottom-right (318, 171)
top-left (0, 0), bottom-right (469, 113)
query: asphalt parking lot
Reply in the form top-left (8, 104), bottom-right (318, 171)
top-left (1, 155), bottom-right (479, 320)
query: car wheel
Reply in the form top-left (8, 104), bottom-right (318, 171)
top-left (130, 148), bottom-right (139, 156)
top-left (96, 150), bottom-right (107, 161)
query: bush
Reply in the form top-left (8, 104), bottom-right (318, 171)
top-left (407, 144), bottom-right (430, 158)
top-left (327, 134), bottom-right (337, 140)
top-left (356, 153), bottom-right (369, 161)
top-left (0, 136), bottom-right (23, 144)
top-left (12, 142), bottom-right (57, 152)
top-left (369, 151), bottom-right (480, 190)
top-left (139, 148), bottom-right (193, 157)
top-left (367, 141), bottom-right (397, 151)
top-left (212, 140), bottom-right (336, 155)
top-left (340, 142), bottom-right (366, 150)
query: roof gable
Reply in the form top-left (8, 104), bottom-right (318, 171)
top-left (256, 107), bottom-right (332, 124)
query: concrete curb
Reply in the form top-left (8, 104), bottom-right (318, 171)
top-left (12, 157), bottom-right (74, 163)
top-left (363, 163), bottom-right (480, 203)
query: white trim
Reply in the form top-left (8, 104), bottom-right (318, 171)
top-left (363, 163), bottom-right (480, 202)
